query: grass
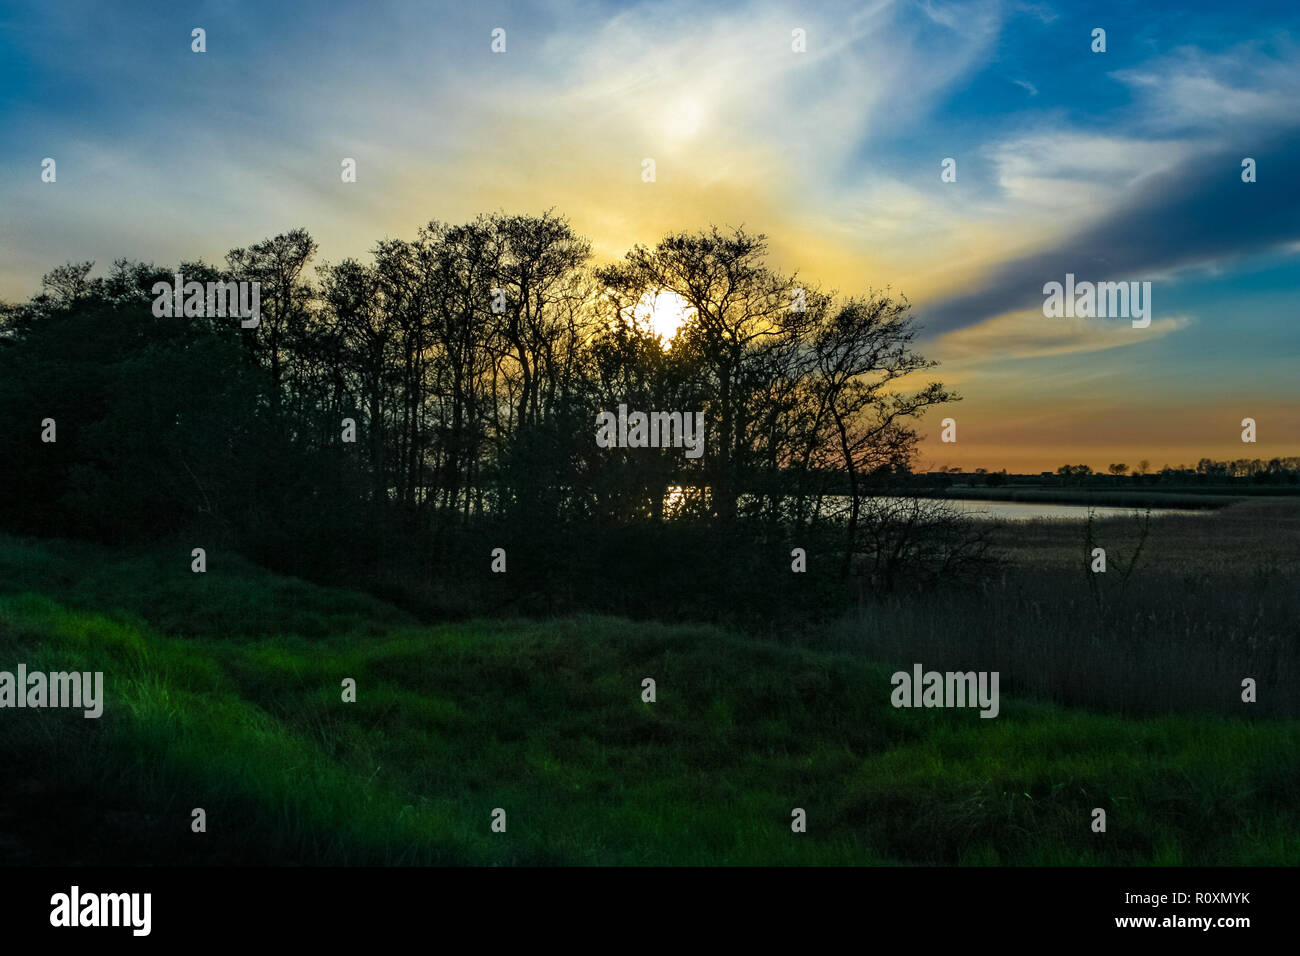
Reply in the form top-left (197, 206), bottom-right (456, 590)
top-left (835, 501), bottom-right (1300, 716)
top-left (1, 531), bottom-right (1298, 865)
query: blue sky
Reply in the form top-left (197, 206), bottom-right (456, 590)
top-left (2, 0), bottom-right (1296, 469)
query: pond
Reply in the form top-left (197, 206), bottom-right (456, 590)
top-left (931, 499), bottom-right (1201, 521)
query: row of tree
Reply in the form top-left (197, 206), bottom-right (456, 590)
top-left (0, 213), bottom-right (964, 620)
top-left (1059, 462), bottom-right (1300, 484)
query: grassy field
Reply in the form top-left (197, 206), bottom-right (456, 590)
top-left (1, 530), bottom-right (1298, 866)
top-left (987, 498), bottom-right (1300, 572)
top-left (836, 499), bottom-right (1300, 715)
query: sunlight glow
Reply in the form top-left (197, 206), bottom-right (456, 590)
top-left (633, 289), bottom-right (695, 343)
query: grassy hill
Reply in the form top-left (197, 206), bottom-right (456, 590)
top-left (1, 534), bottom-right (1297, 865)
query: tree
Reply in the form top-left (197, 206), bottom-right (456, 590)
top-left (489, 211), bottom-right (592, 431)
top-left (610, 227), bottom-right (814, 522)
top-left (807, 294), bottom-right (956, 574)
top-left (0, 213), bottom-right (977, 623)
top-left (225, 229), bottom-right (318, 415)
top-left (317, 257), bottom-right (391, 503)
top-left (40, 261), bottom-right (94, 304)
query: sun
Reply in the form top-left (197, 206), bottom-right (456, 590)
top-left (663, 96), bottom-right (706, 143)
top-left (633, 289), bottom-right (695, 343)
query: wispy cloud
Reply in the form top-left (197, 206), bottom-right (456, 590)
top-left (919, 126), bottom-right (1300, 335)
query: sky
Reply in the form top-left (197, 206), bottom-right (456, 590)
top-left (1, 0), bottom-right (1297, 473)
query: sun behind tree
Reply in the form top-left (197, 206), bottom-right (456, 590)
top-left (632, 289), bottom-right (694, 344)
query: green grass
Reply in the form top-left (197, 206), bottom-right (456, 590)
top-left (1, 534), bottom-right (1297, 865)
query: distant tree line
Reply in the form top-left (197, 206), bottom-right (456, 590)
top-left (908, 460), bottom-right (1299, 489)
top-left (1077, 460), bottom-right (1300, 480)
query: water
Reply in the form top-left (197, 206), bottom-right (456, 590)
top-left (407, 484), bottom-right (1208, 522)
top-left (932, 499), bottom-right (1196, 522)
top-left (665, 487), bottom-right (1205, 522)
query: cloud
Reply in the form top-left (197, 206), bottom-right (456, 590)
top-left (909, 39), bottom-right (1300, 336)
top-left (987, 130), bottom-right (1195, 212)
top-left (1111, 41), bottom-right (1300, 133)
top-left (936, 308), bottom-right (1191, 361)
top-left (918, 126), bottom-right (1300, 335)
